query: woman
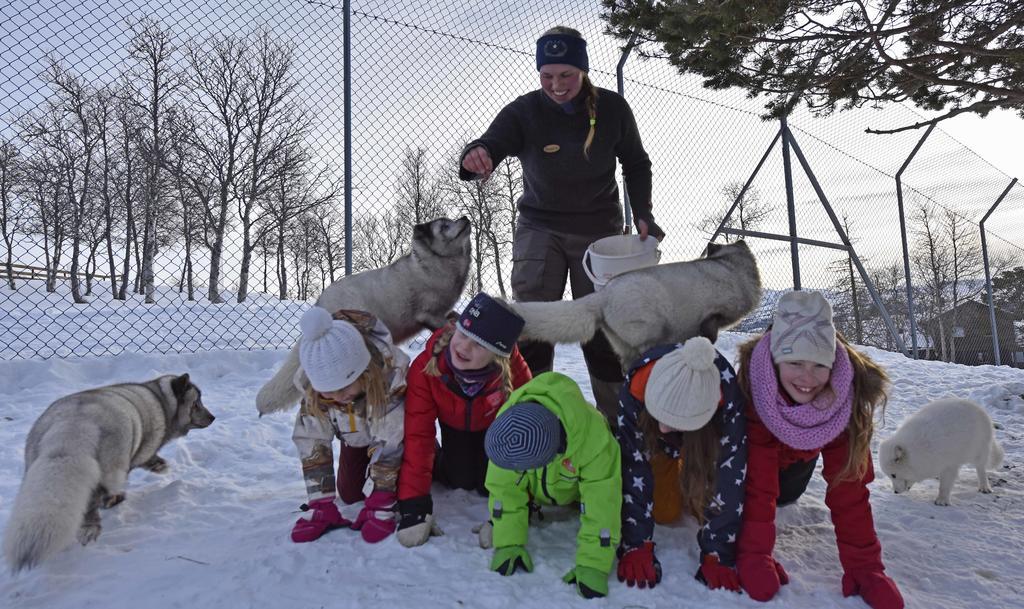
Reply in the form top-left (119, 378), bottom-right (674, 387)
top-left (460, 26), bottom-right (665, 424)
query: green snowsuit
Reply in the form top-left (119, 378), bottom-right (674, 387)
top-left (485, 372), bottom-right (622, 575)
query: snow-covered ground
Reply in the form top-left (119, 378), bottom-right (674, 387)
top-left (0, 334), bottom-right (1022, 609)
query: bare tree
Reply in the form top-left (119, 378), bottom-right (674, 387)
top-left (441, 144), bottom-right (509, 296)
top-left (396, 146), bottom-right (445, 225)
top-left (0, 139), bottom-right (24, 289)
top-left (234, 32), bottom-right (309, 303)
top-left (113, 85), bottom-right (144, 300)
top-left (263, 146), bottom-right (337, 299)
top-left (128, 18), bottom-right (181, 304)
top-left (911, 202), bottom-right (953, 361)
top-left (187, 33), bottom-right (248, 303)
top-left (697, 182), bottom-right (772, 243)
top-left (352, 208), bottom-right (406, 274)
top-left (166, 108), bottom-right (206, 301)
top-left (943, 208), bottom-right (985, 362)
top-left (21, 150), bottom-right (68, 293)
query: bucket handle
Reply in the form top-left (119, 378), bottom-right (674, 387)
top-left (582, 248), bottom-right (600, 285)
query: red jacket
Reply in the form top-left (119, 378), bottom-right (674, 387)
top-left (397, 328), bottom-right (532, 501)
top-left (738, 402), bottom-right (885, 575)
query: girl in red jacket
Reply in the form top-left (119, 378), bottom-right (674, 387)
top-left (396, 293), bottom-right (532, 547)
top-left (736, 290), bottom-right (903, 609)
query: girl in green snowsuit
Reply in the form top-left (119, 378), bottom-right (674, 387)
top-left (483, 371), bottom-right (622, 599)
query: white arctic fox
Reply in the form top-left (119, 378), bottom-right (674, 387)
top-left (879, 397), bottom-right (1003, 506)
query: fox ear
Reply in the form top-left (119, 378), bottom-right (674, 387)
top-left (171, 374), bottom-right (191, 399)
top-left (893, 445), bottom-right (905, 463)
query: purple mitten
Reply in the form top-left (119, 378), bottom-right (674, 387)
top-left (350, 490), bottom-right (397, 543)
top-left (291, 497), bottom-right (351, 543)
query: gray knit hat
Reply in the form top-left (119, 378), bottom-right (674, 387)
top-left (485, 402), bottom-right (563, 471)
top-left (770, 291), bottom-right (837, 368)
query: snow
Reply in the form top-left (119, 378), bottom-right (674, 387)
top-left (1, 333), bottom-right (1023, 609)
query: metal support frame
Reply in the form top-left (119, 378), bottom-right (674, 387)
top-left (895, 122), bottom-right (935, 358)
top-left (708, 120), bottom-right (910, 356)
top-left (980, 178), bottom-right (1018, 366)
top-left (616, 30), bottom-right (639, 233)
top-left (780, 116), bottom-right (800, 289)
top-left (786, 130), bottom-right (908, 356)
top-left (343, 0), bottom-right (353, 275)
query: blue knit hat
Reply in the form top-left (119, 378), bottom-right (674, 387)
top-left (457, 293), bottom-right (525, 358)
top-left (485, 402), bottom-right (563, 471)
top-left (536, 33), bottom-right (589, 72)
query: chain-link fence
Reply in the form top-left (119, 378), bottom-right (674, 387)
top-left (2, 0), bottom-right (1022, 365)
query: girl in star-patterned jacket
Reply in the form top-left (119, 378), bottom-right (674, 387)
top-left (735, 291), bottom-right (903, 609)
top-left (615, 337), bottom-right (748, 592)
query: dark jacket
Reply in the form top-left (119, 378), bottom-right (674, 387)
top-left (397, 327), bottom-right (532, 501)
top-left (460, 88), bottom-right (654, 236)
top-left (617, 344), bottom-right (748, 566)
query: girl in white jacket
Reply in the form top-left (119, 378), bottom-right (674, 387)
top-left (290, 307), bottom-right (409, 544)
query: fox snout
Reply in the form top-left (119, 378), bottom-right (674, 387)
top-left (191, 403), bottom-right (216, 429)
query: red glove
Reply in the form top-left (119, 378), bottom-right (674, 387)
top-left (697, 554), bottom-right (740, 592)
top-left (616, 542), bottom-right (662, 589)
top-left (737, 554), bottom-right (789, 602)
top-left (842, 570), bottom-right (904, 609)
top-left (291, 497), bottom-right (351, 543)
top-left (350, 490), bottom-right (397, 543)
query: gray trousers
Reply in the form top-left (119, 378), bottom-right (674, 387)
top-left (510, 223), bottom-right (624, 426)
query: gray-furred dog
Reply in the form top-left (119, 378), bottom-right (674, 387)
top-left (3, 374), bottom-right (214, 571)
top-left (256, 216), bottom-right (472, 415)
top-left (511, 240), bottom-right (761, 368)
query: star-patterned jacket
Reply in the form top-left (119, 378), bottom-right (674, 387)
top-left (616, 343), bottom-right (748, 567)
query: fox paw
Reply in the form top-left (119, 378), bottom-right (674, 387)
top-left (102, 493), bottom-right (126, 509)
top-left (143, 456), bottom-right (168, 473)
top-left (78, 524), bottom-right (102, 545)
top-left (934, 497), bottom-right (951, 506)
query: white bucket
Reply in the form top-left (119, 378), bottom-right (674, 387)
top-left (582, 234), bottom-right (661, 290)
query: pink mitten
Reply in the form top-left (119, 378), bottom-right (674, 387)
top-left (291, 497), bottom-right (351, 543)
top-left (350, 490), bottom-right (397, 543)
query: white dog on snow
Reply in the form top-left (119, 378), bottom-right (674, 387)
top-left (879, 397), bottom-right (1004, 506)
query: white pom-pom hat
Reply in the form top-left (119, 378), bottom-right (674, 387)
top-left (298, 306), bottom-right (371, 393)
top-left (644, 336), bottom-right (721, 431)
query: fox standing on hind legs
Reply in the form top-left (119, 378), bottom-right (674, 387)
top-left (256, 217), bottom-right (472, 416)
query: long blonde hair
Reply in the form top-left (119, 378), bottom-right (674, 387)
top-left (542, 26), bottom-right (598, 160)
top-left (737, 332), bottom-right (889, 483)
top-left (423, 325), bottom-right (514, 395)
top-left (303, 334), bottom-right (391, 423)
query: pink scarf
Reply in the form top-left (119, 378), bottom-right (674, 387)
top-left (749, 332), bottom-right (853, 450)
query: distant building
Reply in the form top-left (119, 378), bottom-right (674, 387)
top-left (921, 300), bottom-right (1023, 367)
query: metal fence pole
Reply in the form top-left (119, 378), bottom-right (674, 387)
top-left (786, 130), bottom-right (909, 356)
top-left (981, 178), bottom-right (1018, 366)
top-left (617, 30), bottom-right (638, 234)
top-left (780, 117), bottom-right (800, 289)
top-left (343, 0), bottom-right (353, 276)
top-left (895, 122), bottom-right (935, 358)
